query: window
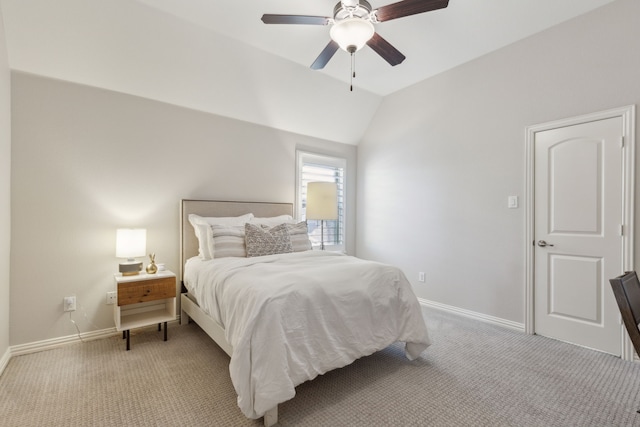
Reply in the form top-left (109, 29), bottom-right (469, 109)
top-left (296, 151), bottom-right (346, 252)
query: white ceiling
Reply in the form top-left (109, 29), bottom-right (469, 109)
top-left (135, 0), bottom-right (616, 96)
top-left (0, 0), bottom-right (617, 144)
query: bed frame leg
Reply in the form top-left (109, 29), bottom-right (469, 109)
top-left (180, 309), bottom-right (190, 325)
top-left (263, 406), bottom-right (278, 427)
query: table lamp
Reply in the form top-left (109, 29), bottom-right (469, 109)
top-left (116, 228), bottom-right (146, 275)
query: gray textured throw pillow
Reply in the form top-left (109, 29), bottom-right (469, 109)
top-left (245, 223), bottom-right (293, 257)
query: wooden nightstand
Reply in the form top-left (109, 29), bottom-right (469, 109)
top-left (114, 270), bottom-right (177, 350)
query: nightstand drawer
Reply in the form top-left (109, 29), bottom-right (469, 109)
top-left (118, 276), bottom-right (176, 306)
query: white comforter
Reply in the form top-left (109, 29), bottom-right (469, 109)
top-left (184, 251), bottom-right (431, 419)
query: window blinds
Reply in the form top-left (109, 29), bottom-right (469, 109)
top-left (297, 152), bottom-right (346, 250)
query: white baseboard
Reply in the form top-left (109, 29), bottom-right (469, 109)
top-left (0, 347), bottom-right (10, 376)
top-left (3, 305), bottom-right (521, 366)
top-left (9, 318), bottom-right (183, 358)
top-left (10, 327), bottom-right (120, 357)
top-left (418, 298), bottom-right (525, 332)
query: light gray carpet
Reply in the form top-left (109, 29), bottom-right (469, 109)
top-left (2, 308), bottom-right (640, 426)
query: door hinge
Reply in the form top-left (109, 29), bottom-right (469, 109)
top-left (620, 224), bottom-right (624, 236)
top-left (620, 136), bottom-right (625, 148)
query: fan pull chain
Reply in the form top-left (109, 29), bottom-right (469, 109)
top-left (350, 52), bottom-right (356, 92)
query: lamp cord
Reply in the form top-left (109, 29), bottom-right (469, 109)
top-left (69, 311), bottom-right (86, 343)
top-left (67, 303), bottom-right (106, 344)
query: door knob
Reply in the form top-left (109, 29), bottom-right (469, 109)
top-left (537, 240), bottom-right (554, 247)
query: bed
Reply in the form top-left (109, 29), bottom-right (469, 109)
top-left (179, 199), bottom-right (431, 426)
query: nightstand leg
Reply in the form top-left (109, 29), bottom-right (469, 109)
top-left (158, 323), bottom-right (161, 331)
top-left (163, 322), bottom-right (168, 341)
top-left (126, 330), bottom-right (130, 351)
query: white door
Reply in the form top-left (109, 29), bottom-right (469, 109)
top-left (533, 116), bottom-right (624, 355)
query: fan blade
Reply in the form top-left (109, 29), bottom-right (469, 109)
top-left (366, 33), bottom-right (406, 66)
top-left (311, 40), bottom-right (340, 70)
top-left (375, 0), bottom-right (448, 22)
top-left (261, 14), bottom-right (331, 25)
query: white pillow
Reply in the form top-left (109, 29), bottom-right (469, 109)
top-left (189, 213), bottom-right (254, 259)
top-left (194, 223), bottom-right (213, 259)
top-left (249, 215), bottom-right (294, 227)
top-left (188, 213), bottom-right (254, 228)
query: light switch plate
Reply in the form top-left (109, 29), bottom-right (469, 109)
top-left (508, 196), bottom-right (519, 209)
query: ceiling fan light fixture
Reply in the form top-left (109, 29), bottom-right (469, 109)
top-left (329, 18), bottom-right (374, 53)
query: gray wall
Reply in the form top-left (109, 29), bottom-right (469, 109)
top-left (8, 0), bottom-right (639, 347)
top-left (0, 4), bottom-right (11, 360)
top-left (10, 73), bottom-right (356, 346)
top-left (356, 0), bottom-right (640, 324)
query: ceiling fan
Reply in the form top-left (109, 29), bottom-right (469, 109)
top-left (261, 0), bottom-right (449, 70)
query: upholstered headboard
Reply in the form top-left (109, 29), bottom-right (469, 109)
top-left (180, 199), bottom-right (294, 280)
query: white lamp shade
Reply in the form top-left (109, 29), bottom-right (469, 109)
top-left (330, 18), bottom-right (374, 52)
top-left (306, 182), bottom-right (338, 220)
top-left (116, 228), bottom-right (146, 259)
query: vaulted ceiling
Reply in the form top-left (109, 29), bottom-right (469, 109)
top-left (0, 0), bottom-right (616, 144)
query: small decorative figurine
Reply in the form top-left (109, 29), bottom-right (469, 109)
top-left (146, 253), bottom-right (158, 274)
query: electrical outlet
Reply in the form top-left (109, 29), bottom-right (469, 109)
top-left (63, 296), bottom-right (76, 312)
top-left (418, 272), bottom-right (425, 282)
top-left (106, 291), bottom-right (117, 305)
